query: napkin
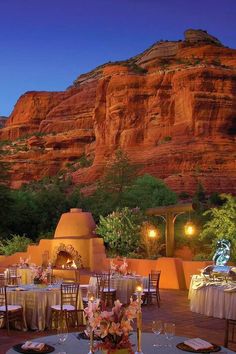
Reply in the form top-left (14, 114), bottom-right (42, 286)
top-left (184, 338), bottom-right (213, 350)
top-left (192, 282), bottom-right (206, 290)
top-left (224, 286), bottom-right (236, 293)
top-left (21, 341), bottom-right (45, 351)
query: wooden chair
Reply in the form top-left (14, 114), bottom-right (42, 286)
top-left (0, 286), bottom-right (23, 334)
top-left (50, 282), bottom-right (81, 329)
top-left (96, 272), bottom-right (116, 308)
top-left (8, 268), bottom-right (21, 286)
top-left (143, 271), bottom-right (161, 306)
top-left (224, 319), bottom-right (236, 348)
top-left (0, 273), bottom-right (6, 286)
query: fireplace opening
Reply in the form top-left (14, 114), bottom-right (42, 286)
top-left (52, 243), bottom-right (83, 269)
top-left (55, 251), bottom-right (73, 268)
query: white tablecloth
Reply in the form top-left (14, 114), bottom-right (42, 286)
top-left (6, 332), bottom-right (235, 354)
top-left (89, 275), bottom-right (148, 304)
top-left (6, 285), bottom-right (83, 330)
top-left (189, 275), bottom-right (236, 319)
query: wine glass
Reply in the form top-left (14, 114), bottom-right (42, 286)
top-left (164, 322), bottom-right (175, 347)
top-left (57, 319), bottom-right (68, 344)
top-left (152, 320), bottom-right (163, 347)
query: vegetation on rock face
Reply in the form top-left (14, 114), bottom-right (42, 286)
top-left (0, 148), bottom-right (235, 261)
top-left (84, 149), bottom-right (138, 219)
top-left (0, 234), bottom-right (31, 255)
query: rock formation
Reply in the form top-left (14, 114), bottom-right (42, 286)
top-left (0, 116), bottom-right (7, 128)
top-left (0, 29), bottom-right (235, 194)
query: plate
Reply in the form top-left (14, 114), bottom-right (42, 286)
top-left (13, 343), bottom-right (55, 354)
top-left (77, 332), bottom-right (100, 340)
top-left (176, 342), bottom-right (221, 353)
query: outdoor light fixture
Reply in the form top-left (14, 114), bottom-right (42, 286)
top-left (184, 220), bottom-right (195, 236)
top-left (148, 228), bottom-right (158, 238)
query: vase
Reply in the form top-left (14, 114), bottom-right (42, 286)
top-left (102, 349), bottom-right (130, 354)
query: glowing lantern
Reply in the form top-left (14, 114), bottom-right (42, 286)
top-left (148, 228), bottom-right (158, 238)
top-left (184, 221), bottom-right (195, 236)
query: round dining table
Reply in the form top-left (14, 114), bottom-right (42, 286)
top-left (6, 284), bottom-right (84, 331)
top-left (89, 275), bottom-right (148, 304)
top-left (189, 275), bottom-right (236, 320)
top-left (6, 332), bottom-right (235, 353)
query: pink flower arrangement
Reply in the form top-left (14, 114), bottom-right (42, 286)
top-left (33, 266), bottom-right (49, 283)
top-left (110, 258), bottom-right (128, 276)
top-left (19, 256), bottom-right (31, 268)
top-left (84, 299), bottom-right (138, 353)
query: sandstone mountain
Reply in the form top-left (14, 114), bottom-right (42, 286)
top-left (0, 116), bottom-right (7, 128)
top-left (0, 29), bottom-right (235, 194)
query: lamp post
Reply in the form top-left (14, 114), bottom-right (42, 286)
top-left (146, 203), bottom-right (194, 256)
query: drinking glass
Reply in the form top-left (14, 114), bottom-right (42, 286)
top-left (152, 320), bottom-right (163, 347)
top-left (57, 319), bottom-right (68, 344)
top-left (164, 322), bottom-right (175, 347)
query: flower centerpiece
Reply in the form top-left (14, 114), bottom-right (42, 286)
top-left (110, 258), bottom-right (128, 277)
top-left (84, 299), bottom-right (138, 354)
top-left (19, 256), bottom-right (31, 268)
top-left (33, 266), bottom-right (49, 285)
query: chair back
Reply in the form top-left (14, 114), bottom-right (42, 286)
top-left (95, 273), bottom-right (105, 298)
top-left (148, 270), bottom-right (161, 291)
top-left (0, 273), bottom-right (6, 286)
top-left (225, 319), bottom-right (236, 348)
top-left (60, 283), bottom-right (79, 310)
top-left (101, 272), bottom-right (112, 290)
top-left (8, 267), bottom-right (20, 285)
top-left (0, 286), bottom-right (7, 311)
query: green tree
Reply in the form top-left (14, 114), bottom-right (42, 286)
top-left (122, 174), bottom-right (177, 210)
top-left (199, 194), bottom-right (236, 261)
top-left (96, 207), bottom-right (144, 256)
top-left (86, 149), bottom-right (138, 220)
top-left (192, 182), bottom-right (207, 212)
top-left (9, 176), bottom-right (76, 240)
top-left (98, 149), bottom-right (137, 195)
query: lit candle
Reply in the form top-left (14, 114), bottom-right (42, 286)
top-left (88, 294), bottom-right (94, 354)
top-left (135, 285), bottom-right (144, 354)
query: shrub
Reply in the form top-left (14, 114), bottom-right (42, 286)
top-left (0, 234), bottom-right (31, 255)
top-left (199, 194), bottom-right (236, 261)
top-left (79, 154), bottom-right (93, 168)
top-left (122, 174), bottom-right (177, 210)
top-left (96, 207), bottom-right (144, 256)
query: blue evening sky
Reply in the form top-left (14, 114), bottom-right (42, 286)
top-left (0, 0), bottom-right (235, 116)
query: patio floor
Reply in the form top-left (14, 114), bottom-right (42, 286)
top-left (1, 289), bottom-right (235, 353)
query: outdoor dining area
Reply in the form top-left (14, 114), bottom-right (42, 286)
top-left (0, 207), bottom-right (236, 353)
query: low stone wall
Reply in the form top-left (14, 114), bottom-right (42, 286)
top-left (0, 246), bottom-right (216, 290)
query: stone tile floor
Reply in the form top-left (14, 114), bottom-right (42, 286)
top-left (0, 290), bottom-right (235, 353)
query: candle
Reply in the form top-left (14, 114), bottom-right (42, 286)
top-left (87, 296), bottom-right (94, 354)
top-left (135, 285), bottom-right (144, 354)
top-left (136, 285), bottom-right (143, 293)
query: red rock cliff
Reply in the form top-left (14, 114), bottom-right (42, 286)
top-left (0, 30), bottom-right (235, 194)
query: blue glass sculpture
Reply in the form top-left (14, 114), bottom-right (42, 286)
top-left (213, 239), bottom-right (231, 266)
top-left (203, 239), bottom-right (231, 275)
